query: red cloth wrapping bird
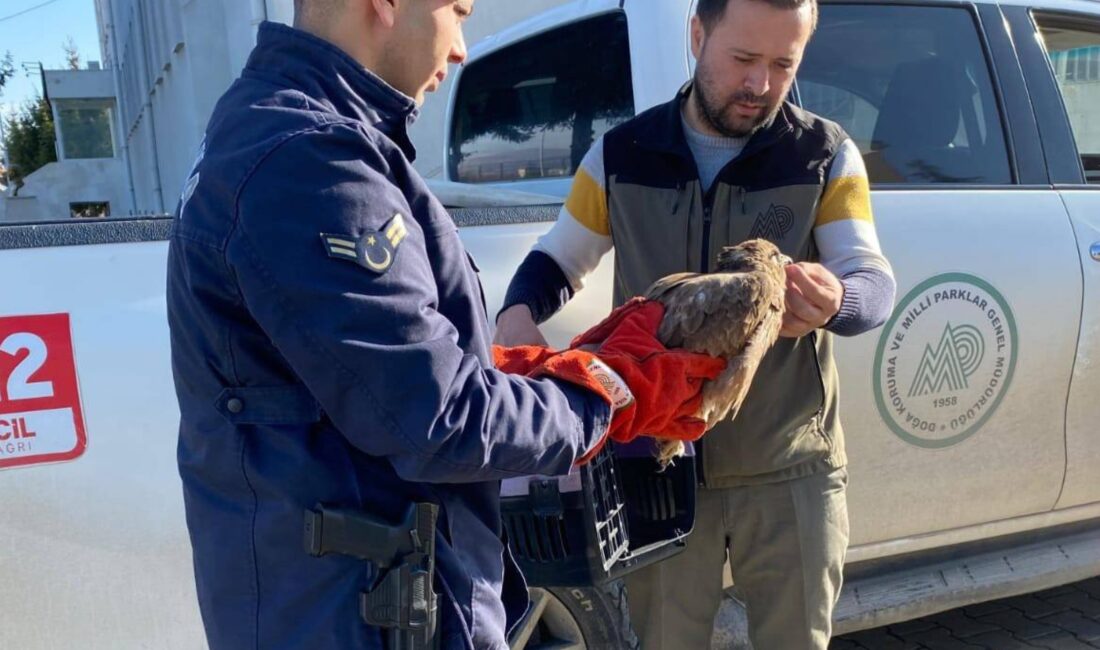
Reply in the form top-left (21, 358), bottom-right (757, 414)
top-left (493, 299), bottom-right (726, 463)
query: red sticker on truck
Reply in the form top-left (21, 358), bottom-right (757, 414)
top-left (0, 314), bottom-right (87, 470)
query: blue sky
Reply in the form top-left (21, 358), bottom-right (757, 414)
top-left (0, 0), bottom-right (102, 118)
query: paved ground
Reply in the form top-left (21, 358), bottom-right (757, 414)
top-left (830, 577), bottom-right (1100, 649)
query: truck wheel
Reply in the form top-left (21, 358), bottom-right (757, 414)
top-left (509, 581), bottom-right (639, 650)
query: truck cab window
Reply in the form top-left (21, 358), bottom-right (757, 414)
top-left (448, 12), bottom-right (634, 184)
top-left (1035, 16), bottom-right (1100, 184)
top-left (798, 5), bottom-right (1011, 185)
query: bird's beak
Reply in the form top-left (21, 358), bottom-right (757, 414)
top-left (775, 253), bottom-right (794, 266)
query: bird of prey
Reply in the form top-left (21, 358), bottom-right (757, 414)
top-left (644, 239), bottom-right (790, 467)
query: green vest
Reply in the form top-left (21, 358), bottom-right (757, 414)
top-left (602, 89), bottom-right (848, 486)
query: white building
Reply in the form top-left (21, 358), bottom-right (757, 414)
top-left (83, 0), bottom-right (568, 217)
top-left (1, 64), bottom-right (130, 222)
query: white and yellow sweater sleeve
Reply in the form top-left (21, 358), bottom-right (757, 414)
top-left (533, 137), bottom-right (614, 290)
top-left (815, 138), bottom-right (897, 335)
top-left (815, 139), bottom-right (892, 277)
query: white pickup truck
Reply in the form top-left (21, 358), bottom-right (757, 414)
top-left (2, 0), bottom-right (1099, 648)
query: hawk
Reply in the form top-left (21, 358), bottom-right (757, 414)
top-left (644, 239), bottom-right (790, 466)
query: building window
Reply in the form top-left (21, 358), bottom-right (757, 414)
top-left (1051, 45), bottom-right (1100, 82)
top-left (449, 12), bottom-right (634, 184)
top-left (58, 104), bottom-right (114, 160)
top-left (70, 202), bottom-right (110, 218)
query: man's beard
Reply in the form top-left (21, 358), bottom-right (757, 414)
top-left (693, 61), bottom-right (782, 138)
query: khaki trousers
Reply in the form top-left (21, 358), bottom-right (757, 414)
top-left (624, 468), bottom-right (849, 650)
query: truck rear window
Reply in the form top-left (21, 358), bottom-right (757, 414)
top-left (449, 12), bottom-right (635, 184)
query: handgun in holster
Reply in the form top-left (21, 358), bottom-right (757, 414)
top-left (304, 502), bottom-right (439, 650)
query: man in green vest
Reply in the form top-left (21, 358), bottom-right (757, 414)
top-left (494, 0), bottom-right (896, 647)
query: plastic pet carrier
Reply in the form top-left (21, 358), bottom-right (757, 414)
top-left (500, 439), bottom-right (697, 587)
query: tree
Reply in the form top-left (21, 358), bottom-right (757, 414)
top-left (2, 97), bottom-right (57, 192)
top-left (1, 51), bottom-right (15, 185)
top-left (63, 37), bottom-right (80, 71)
top-left (0, 52), bottom-right (14, 93)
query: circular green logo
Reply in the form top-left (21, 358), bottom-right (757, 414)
top-left (873, 273), bottom-right (1018, 448)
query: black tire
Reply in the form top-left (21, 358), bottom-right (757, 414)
top-left (510, 580), bottom-right (640, 650)
top-left (549, 580), bottom-right (640, 649)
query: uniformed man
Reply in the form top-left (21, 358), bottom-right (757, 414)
top-left (165, 1), bottom-right (725, 649)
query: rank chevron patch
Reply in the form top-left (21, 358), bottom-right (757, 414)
top-left (320, 213), bottom-right (408, 275)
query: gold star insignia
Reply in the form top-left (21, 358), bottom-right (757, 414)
top-left (367, 235), bottom-right (377, 246)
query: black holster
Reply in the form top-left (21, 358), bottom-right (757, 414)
top-left (305, 502), bottom-right (439, 650)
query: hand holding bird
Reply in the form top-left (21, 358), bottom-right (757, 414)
top-left (781, 262), bottom-right (844, 338)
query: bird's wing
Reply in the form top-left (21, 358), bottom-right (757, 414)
top-left (647, 271), bottom-right (776, 355)
top-left (644, 272), bottom-right (702, 303)
top-left (697, 303), bottom-right (784, 428)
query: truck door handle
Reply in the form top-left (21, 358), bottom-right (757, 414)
top-left (1092, 242), bottom-right (1100, 262)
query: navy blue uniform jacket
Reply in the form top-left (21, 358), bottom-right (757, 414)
top-left (166, 22), bottom-right (609, 650)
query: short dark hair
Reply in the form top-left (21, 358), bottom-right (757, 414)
top-left (696, 0), bottom-right (818, 32)
top-left (293, 0), bottom-right (345, 28)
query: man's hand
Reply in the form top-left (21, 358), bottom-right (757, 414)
top-left (780, 263), bottom-right (844, 338)
top-left (494, 304), bottom-right (550, 347)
